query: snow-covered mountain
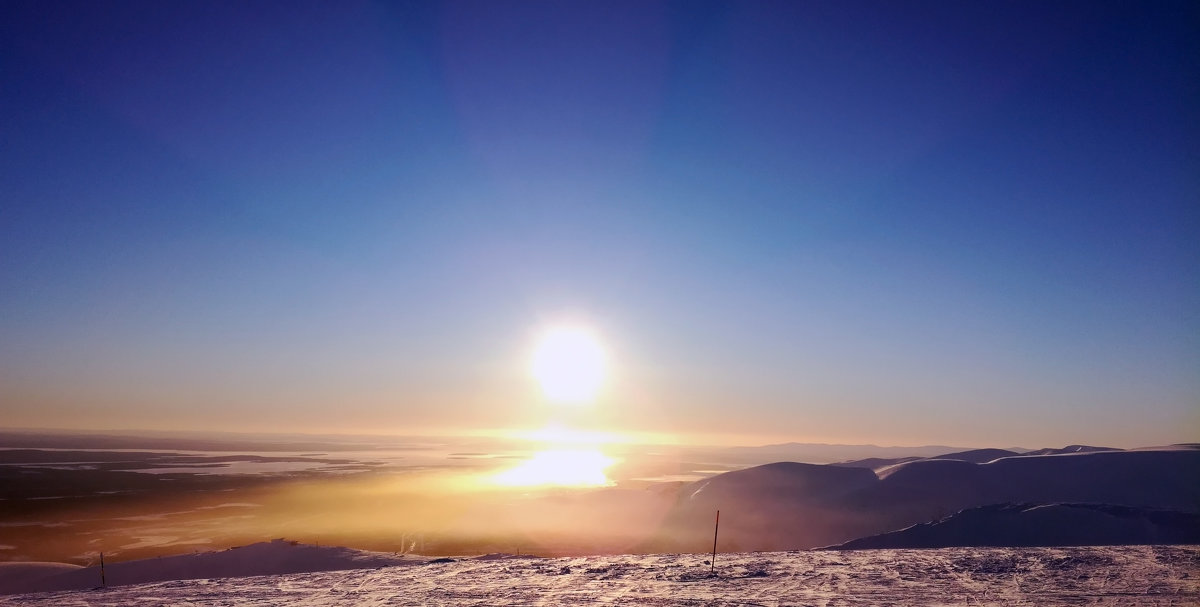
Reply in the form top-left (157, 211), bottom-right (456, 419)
top-left (649, 447), bottom-right (1200, 552)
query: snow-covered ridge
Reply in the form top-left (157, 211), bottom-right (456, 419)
top-left (651, 448), bottom-right (1200, 552)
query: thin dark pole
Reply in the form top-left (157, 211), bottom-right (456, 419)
top-left (710, 510), bottom-right (720, 574)
top-left (99, 552), bottom-right (106, 587)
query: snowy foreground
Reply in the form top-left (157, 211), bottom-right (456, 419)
top-left (3, 544), bottom-right (1196, 606)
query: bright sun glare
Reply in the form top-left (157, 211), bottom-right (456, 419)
top-left (492, 449), bottom-right (616, 488)
top-left (531, 325), bottom-right (606, 404)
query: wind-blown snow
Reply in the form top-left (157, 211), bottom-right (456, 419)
top-left (3, 545), bottom-right (1195, 606)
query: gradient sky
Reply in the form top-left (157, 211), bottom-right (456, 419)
top-left (1, 1), bottom-right (1196, 447)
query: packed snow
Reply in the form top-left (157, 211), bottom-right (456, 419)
top-left (2, 542), bottom-right (1195, 606)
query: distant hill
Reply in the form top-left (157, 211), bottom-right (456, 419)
top-left (832, 446), bottom-right (1123, 470)
top-left (922, 448), bottom-right (1021, 463)
top-left (712, 443), bottom-right (966, 466)
top-left (829, 456), bottom-right (922, 470)
top-left (870, 449), bottom-right (1198, 511)
top-left (647, 448), bottom-right (1200, 552)
top-left (1022, 445), bottom-right (1119, 456)
top-left (825, 503), bottom-right (1200, 549)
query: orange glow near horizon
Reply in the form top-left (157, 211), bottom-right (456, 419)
top-left (509, 424), bottom-right (630, 446)
top-left (490, 422), bottom-right (622, 488)
top-left (492, 449), bottom-right (617, 487)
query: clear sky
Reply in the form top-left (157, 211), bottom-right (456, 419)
top-left (1, 1), bottom-right (1196, 448)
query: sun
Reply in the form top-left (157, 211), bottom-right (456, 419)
top-left (531, 325), bottom-right (606, 404)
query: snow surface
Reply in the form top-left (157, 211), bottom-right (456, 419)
top-left (2, 544), bottom-right (1195, 606)
top-left (0, 539), bottom-right (421, 595)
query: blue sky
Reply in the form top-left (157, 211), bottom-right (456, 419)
top-left (1, 1), bottom-right (1196, 446)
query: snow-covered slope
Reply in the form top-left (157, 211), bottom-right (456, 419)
top-left (827, 503), bottom-right (1200, 549)
top-left (0, 539), bottom-right (424, 595)
top-left (0, 562), bottom-right (82, 595)
top-left (2, 545), bottom-right (1195, 606)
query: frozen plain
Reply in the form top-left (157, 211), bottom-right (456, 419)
top-left (3, 545), bottom-right (1195, 607)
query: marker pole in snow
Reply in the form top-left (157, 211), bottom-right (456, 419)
top-left (99, 552), bottom-right (106, 587)
top-left (710, 510), bottom-right (720, 574)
